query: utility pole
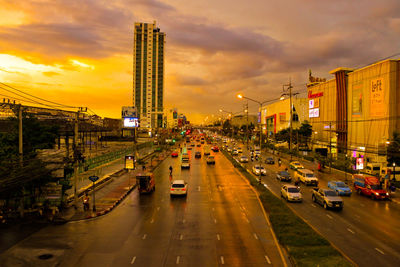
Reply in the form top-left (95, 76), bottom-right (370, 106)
top-left (245, 102), bottom-right (249, 148)
top-left (73, 110), bottom-right (80, 208)
top-left (285, 80), bottom-right (293, 161)
top-left (18, 104), bottom-right (23, 166)
top-left (329, 121), bottom-right (332, 173)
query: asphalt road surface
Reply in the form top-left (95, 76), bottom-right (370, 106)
top-left (232, 143), bottom-right (400, 267)
top-left (0, 146), bottom-right (286, 267)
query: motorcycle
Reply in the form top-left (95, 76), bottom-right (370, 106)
top-left (83, 197), bottom-right (90, 211)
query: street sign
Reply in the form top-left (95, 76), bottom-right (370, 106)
top-left (125, 155), bottom-right (135, 169)
top-left (89, 175), bottom-right (99, 182)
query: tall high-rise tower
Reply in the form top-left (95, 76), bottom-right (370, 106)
top-left (133, 21), bottom-right (165, 129)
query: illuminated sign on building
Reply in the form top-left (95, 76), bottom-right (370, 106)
top-left (356, 158), bottom-right (364, 170)
top-left (308, 90), bottom-right (324, 99)
top-left (309, 108), bottom-right (320, 118)
top-left (123, 117), bottom-right (139, 128)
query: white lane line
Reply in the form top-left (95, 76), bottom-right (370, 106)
top-left (347, 228), bottom-right (355, 234)
top-left (131, 256), bottom-right (136, 264)
top-left (142, 234), bottom-right (147, 240)
top-left (253, 233), bottom-right (258, 240)
top-left (220, 256), bottom-right (225, 265)
top-left (176, 256), bottom-right (180, 264)
top-left (326, 214), bottom-right (333, 219)
top-left (150, 218), bottom-right (154, 223)
top-left (375, 248), bottom-right (385, 255)
top-left (179, 234), bottom-right (183, 240)
top-left (157, 207), bottom-right (160, 211)
top-left (198, 186), bottom-right (201, 191)
top-left (214, 218), bottom-right (217, 224)
top-left (182, 219), bottom-right (186, 223)
top-left (311, 204), bottom-right (317, 208)
top-left (212, 208), bottom-right (215, 211)
top-left (217, 234), bottom-right (220, 240)
top-left (265, 255), bottom-right (271, 264)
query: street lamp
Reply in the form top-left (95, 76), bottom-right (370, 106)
top-left (237, 93), bottom-right (276, 184)
top-left (393, 162), bottom-right (396, 182)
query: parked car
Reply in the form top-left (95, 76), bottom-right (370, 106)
top-left (239, 156), bottom-right (249, 163)
top-left (328, 181), bottom-right (352, 196)
top-left (195, 151), bottom-right (202, 158)
top-left (252, 165), bottom-right (267, 175)
top-left (276, 171), bottom-right (291, 182)
top-left (289, 161), bottom-right (304, 170)
top-left (295, 169), bottom-right (318, 186)
top-left (312, 188), bottom-right (343, 210)
top-left (207, 155), bottom-right (215, 165)
top-left (170, 180), bottom-right (188, 197)
top-left (171, 151), bottom-right (179, 157)
top-left (281, 185), bottom-right (302, 202)
top-left (265, 157), bottom-right (275, 164)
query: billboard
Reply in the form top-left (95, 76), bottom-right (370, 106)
top-left (124, 117), bottom-right (139, 128)
top-left (122, 106), bottom-right (137, 118)
top-left (125, 155), bottom-right (135, 169)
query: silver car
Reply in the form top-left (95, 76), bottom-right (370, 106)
top-left (281, 185), bottom-right (302, 202)
top-left (252, 165), bottom-right (266, 175)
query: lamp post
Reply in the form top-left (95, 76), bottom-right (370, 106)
top-left (237, 94), bottom-right (276, 184)
top-left (393, 162), bottom-right (396, 182)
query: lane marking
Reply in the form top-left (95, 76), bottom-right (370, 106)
top-left (176, 256), bottom-right (180, 264)
top-left (150, 218), bottom-right (154, 223)
top-left (198, 186), bottom-right (201, 191)
top-left (375, 248), bottom-right (385, 255)
top-left (245, 218), bottom-right (250, 223)
top-left (311, 204), bottom-right (317, 208)
top-left (214, 219), bottom-right (217, 224)
top-left (326, 214), bottom-right (333, 219)
top-left (131, 256), bottom-right (136, 264)
top-left (182, 219), bottom-right (186, 223)
top-left (347, 228), bottom-right (355, 234)
top-left (265, 255), bottom-right (271, 264)
top-left (217, 234), bottom-right (220, 240)
top-left (142, 234), bottom-right (147, 240)
top-left (179, 234), bottom-right (183, 240)
top-left (220, 256), bottom-right (225, 265)
top-left (212, 208), bottom-right (215, 211)
top-left (253, 233), bottom-right (258, 240)
top-left (157, 207), bottom-right (160, 211)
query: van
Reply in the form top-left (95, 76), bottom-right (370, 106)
top-left (365, 163), bottom-right (381, 176)
top-left (295, 169), bottom-right (319, 186)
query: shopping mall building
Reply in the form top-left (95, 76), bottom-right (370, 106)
top-left (306, 59), bottom-right (400, 166)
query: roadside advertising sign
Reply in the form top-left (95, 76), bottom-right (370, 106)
top-left (125, 155), bottom-right (135, 169)
top-left (123, 117), bottom-right (139, 128)
top-left (122, 106), bottom-right (137, 118)
top-left (356, 158), bottom-right (364, 170)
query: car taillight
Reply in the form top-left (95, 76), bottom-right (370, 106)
top-left (171, 188), bottom-right (175, 191)
top-left (182, 188), bottom-right (186, 191)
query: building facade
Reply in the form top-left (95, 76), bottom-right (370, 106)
top-left (260, 97), bottom-right (309, 137)
top-left (133, 21), bottom-right (165, 129)
top-left (306, 59), bottom-right (400, 165)
top-left (231, 114), bottom-right (258, 127)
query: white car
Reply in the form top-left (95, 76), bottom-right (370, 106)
top-left (281, 185), bottom-right (302, 202)
top-left (232, 149), bottom-right (239, 155)
top-left (207, 156), bottom-right (215, 164)
top-left (239, 156), bottom-right (249, 163)
top-left (252, 165), bottom-right (266, 175)
top-left (170, 180), bottom-right (188, 196)
top-left (181, 159), bottom-right (190, 169)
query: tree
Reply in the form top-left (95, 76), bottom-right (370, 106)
top-left (222, 120), bottom-right (232, 135)
top-left (387, 131), bottom-right (400, 166)
top-left (297, 121), bottom-right (312, 149)
top-left (0, 115), bottom-right (59, 196)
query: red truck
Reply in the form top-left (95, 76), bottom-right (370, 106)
top-left (136, 172), bottom-right (155, 194)
top-left (353, 174), bottom-right (389, 200)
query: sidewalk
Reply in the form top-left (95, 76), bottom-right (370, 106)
top-left (58, 145), bottom-right (174, 221)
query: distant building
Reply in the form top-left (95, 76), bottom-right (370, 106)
top-left (133, 21), bottom-right (165, 129)
top-left (231, 114), bottom-right (258, 127)
top-left (260, 97), bottom-right (308, 137)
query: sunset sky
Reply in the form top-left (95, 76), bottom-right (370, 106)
top-left (1, 0), bottom-right (400, 124)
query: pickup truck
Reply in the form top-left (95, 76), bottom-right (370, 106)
top-left (312, 188), bottom-right (343, 210)
top-left (353, 174), bottom-right (389, 200)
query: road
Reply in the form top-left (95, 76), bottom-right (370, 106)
top-left (232, 142), bottom-right (400, 267)
top-left (0, 145), bottom-right (286, 267)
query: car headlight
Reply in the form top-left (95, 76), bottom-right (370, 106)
top-left (386, 193), bottom-right (389, 196)
top-left (375, 192), bottom-right (379, 196)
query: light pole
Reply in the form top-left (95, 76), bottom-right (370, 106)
top-left (393, 162), bottom-right (396, 182)
top-left (237, 94), bottom-right (276, 184)
top-left (280, 83), bottom-right (298, 162)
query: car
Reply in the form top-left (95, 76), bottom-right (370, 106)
top-left (211, 146), bottom-right (219, 152)
top-left (171, 151), bottom-right (179, 157)
top-left (170, 180), bottom-right (188, 197)
top-left (190, 143), bottom-right (195, 147)
top-left (197, 143), bottom-right (201, 147)
top-left (195, 151), bottom-right (202, 158)
top-left (237, 147), bottom-right (243, 153)
top-left (276, 171), bottom-right (291, 182)
top-left (206, 156), bottom-right (215, 164)
top-left (265, 157), bottom-right (275, 164)
top-left (312, 188), bottom-right (343, 210)
top-left (295, 169), bottom-right (318, 186)
top-left (239, 156), bottom-right (249, 163)
top-left (252, 165), bottom-right (267, 175)
top-left (227, 147), bottom-right (232, 152)
top-left (289, 161), bottom-right (304, 170)
top-left (281, 185), bottom-right (302, 202)
top-left (254, 149), bottom-right (261, 156)
top-left (232, 149), bottom-right (239, 155)
top-left (328, 181), bottom-right (352, 196)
